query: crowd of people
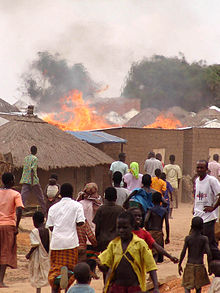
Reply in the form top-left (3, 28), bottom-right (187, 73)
top-left (1, 146), bottom-right (220, 292)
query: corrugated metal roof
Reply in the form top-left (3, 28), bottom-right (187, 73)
top-left (67, 130), bottom-right (127, 144)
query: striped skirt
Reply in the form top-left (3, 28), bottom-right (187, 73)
top-left (48, 248), bottom-right (78, 291)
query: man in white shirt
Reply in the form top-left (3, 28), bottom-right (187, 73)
top-left (46, 183), bottom-right (85, 292)
top-left (144, 151), bottom-right (163, 177)
top-left (208, 154), bottom-right (220, 180)
top-left (194, 160), bottom-right (220, 260)
top-left (163, 154), bottom-right (182, 209)
top-left (109, 153), bottom-right (129, 185)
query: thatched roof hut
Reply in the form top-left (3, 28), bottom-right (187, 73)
top-left (0, 98), bottom-right (19, 113)
top-left (0, 113), bottom-right (113, 170)
top-left (0, 113), bottom-right (113, 202)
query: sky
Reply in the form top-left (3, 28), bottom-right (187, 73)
top-left (1, 0), bottom-right (220, 104)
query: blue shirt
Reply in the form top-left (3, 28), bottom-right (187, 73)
top-left (164, 180), bottom-right (173, 203)
top-left (67, 284), bottom-right (95, 293)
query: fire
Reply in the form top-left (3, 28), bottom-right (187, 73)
top-left (144, 113), bottom-right (182, 129)
top-left (43, 90), bottom-right (113, 131)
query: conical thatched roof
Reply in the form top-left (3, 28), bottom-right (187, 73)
top-left (125, 108), bottom-right (160, 127)
top-left (0, 114), bottom-right (113, 170)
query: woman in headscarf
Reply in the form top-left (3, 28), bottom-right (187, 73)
top-left (123, 162), bottom-right (143, 193)
top-left (77, 183), bottom-right (102, 279)
top-left (77, 183), bottom-right (102, 234)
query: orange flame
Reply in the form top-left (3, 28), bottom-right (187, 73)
top-left (144, 113), bottom-right (182, 129)
top-left (43, 90), bottom-right (113, 131)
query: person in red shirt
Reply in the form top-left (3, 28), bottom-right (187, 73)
top-left (128, 207), bottom-right (178, 264)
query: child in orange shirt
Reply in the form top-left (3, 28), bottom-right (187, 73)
top-left (151, 169), bottom-right (166, 195)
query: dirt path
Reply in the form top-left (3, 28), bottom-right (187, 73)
top-left (2, 203), bottom-right (213, 292)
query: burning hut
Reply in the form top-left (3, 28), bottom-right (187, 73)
top-left (0, 110), bottom-right (113, 206)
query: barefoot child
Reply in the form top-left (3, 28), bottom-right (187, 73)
top-left (98, 211), bottom-right (159, 293)
top-left (179, 217), bottom-right (211, 293)
top-left (67, 262), bottom-right (95, 293)
top-left (26, 211), bottom-right (50, 293)
top-left (129, 207), bottom-right (178, 263)
top-left (145, 192), bottom-right (170, 263)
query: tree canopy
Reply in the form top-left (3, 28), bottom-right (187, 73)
top-left (20, 51), bottom-right (98, 112)
top-left (122, 54), bottom-right (220, 112)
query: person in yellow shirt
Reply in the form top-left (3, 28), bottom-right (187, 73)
top-left (151, 169), bottom-right (167, 195)
top-left (98, 211), bottom-right (159, 293)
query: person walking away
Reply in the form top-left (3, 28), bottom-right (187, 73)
top-left (161, 172), bottom-right (174, 218)
top-left (163, 154), bottom-right (182, 209)
top-left (123, 174), bottom-right (156, 224)
top-left (178, 217), bottom-right (211, 293)
top-left (208, 154), bottom-right (220, 180)
top-left (144, 151), bottom-right (163, 177)
top-left (123, 162), bottom-right (143, 193)
top-left (93, 187), bottom-right (124, 252)
top-left (109, 153), bottom-right (128, 186)
top-left (129, 207), bottom-right (178, 264)
top-left (151, 169), bottom-right (167, 195)
top-left (112, 171), bottom-right (129, 206)
top-left (156, 153), bottom-right (164, 167)
top-left (93, 187), bottom-right (124, 283)
top-left (76, 219), bottom-right (99, 279)
top-left (46, 183), bottom-right (85, 293)
top-left (20, 146), bottom-right (46, 215)
top-left (193, 160), bottom-right (220, 260)
top-left (208, 260), bottom-right (220, 293)
top-left (26, 211), bottom-right (50, 293)
top-left (0, 172), bottom-right (23, 288)
top-left (98, 211), bottom-right (159, 293)
top-left (45, 174), bottom-right (60, 215)
top-left (67, 262), bottom-right (95, 293)
top-left (145, 192), bottom-right (170, 263)
top-left (77, 183), bottom-right (102, 235)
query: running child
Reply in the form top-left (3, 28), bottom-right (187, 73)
top-left (26, 211), bottom-right (50, 293)
top-left (179, 216), bottom-right (211, 293)
top-left (129, 207), bottom-right (178, 263)
top-left (67, 262), bottom-right (95, 293)
top-left (98, 211), bottom-right (159, 293)
top-left (145, 192), bottom-right (170, 263)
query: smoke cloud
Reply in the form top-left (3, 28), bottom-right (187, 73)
top-left (0, 0), bottom-right (220, 104)
top-left (20, 51), bottom-right (98, 111)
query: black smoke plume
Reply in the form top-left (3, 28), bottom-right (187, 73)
top-left (20, 51), bottom-right (98, 112)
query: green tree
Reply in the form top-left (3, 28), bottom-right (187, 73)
top-left (205, 65), bottom-right (220, 107)
top-left (122, 54), bottom-right (218, 112)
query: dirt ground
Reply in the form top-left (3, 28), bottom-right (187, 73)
top-left (2, 203), bottom-right (214, 292)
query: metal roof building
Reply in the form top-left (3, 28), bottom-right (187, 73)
top-left (67, 130), bottom-right (127, 144)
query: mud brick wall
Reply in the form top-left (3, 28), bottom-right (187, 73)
top-left (183, 128), bottom-right (194, 175)
top-left (92, 143), bottom-right (121, 161)
top-left (100, 127), bottom-right (220, 177)
top-left (101, 127), bottom-right (184, 174)
top-left (190, 128), bottom-right (220, 175)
